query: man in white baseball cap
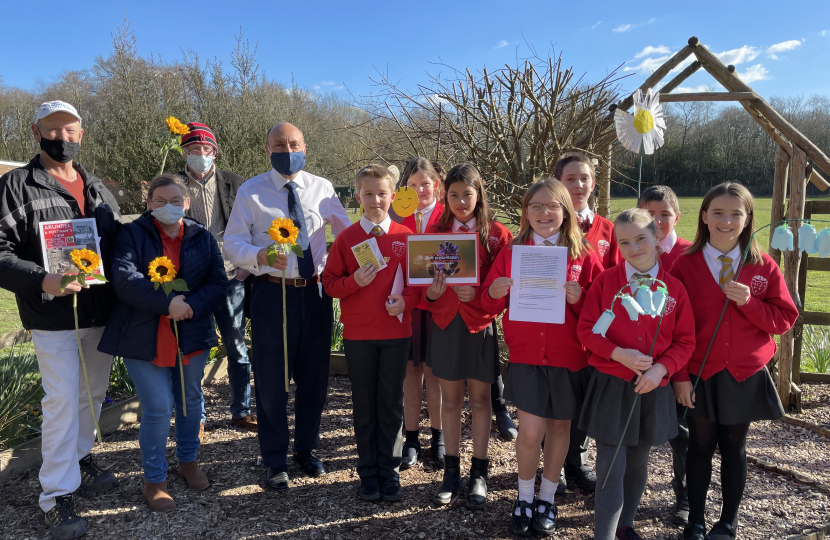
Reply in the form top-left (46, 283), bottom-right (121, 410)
top-left (0, 100), bottom-right (122, 539)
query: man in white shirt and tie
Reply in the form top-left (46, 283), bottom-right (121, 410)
top-left (224, 122), bottom-right (351, 491)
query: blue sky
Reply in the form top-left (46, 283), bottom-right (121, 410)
top-left (2, 0), bottom-right (828, 100)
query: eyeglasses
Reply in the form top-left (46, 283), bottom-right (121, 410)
top-left (527, 202), bottom-right (563, 213)
top-left (184, 146), bottom-right (215, 156)
top-left (151, 198), bottom-right (185, 207)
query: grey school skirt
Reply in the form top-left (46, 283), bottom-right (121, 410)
top-left (578, 370), bottom-right (678, 447)
top-left (504, 364), bottom-right (591, 420)
top-left (686, 366), bottom-right (784, 425)
top-left (425, 312), bottom-right (498, 384)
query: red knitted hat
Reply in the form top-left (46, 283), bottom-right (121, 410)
top-left (181, 122), bottom-right (218, 152)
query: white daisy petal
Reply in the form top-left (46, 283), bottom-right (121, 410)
top-left (614, 88), bottom-right (666, 154)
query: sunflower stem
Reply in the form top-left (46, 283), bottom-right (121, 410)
top-left (74, 293), bottom-right (103, 444)
top-left (173, 320), bottom-right (187, 417)
top-left (282, 267), bottom-right (289, 393)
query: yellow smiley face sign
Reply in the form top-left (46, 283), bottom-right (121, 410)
top-left (391, 186), bottom-right (418, 218)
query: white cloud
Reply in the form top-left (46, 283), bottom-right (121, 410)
top-left (669, 56), bottom-right (697, 73)
top-left (312, 85), bottom-right (320, 90)
top-left (716, 45), bottom-right (760, 66)
top-left (335, 85), bottom-right (344, 90)
top-left (635, 45), bottom-right (671, 58)
top-left (623, 55), bottom-right (671, 72)
top-left (675, 84), bottom-right (719, 93)
top-left (739, 64), bottom-right (769, 83)
top-left (820, 30), bottom-right (827, 37)
top-left (495, 39), bottom-right (509, 49)
top-left (766, 39), bottom-right (801, 59)
top-left (613, 24), bottom-right (633, 33)
top-left (591, 21), bottom-right (602, 29)
top-left (320, 81), bottom-right (336, 86)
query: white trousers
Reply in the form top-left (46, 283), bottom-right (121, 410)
top-left (31, 327), bottom-right (112, 512)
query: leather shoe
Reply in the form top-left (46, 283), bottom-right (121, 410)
top-left (708, 522), bottom-right (736, 540)
top-left (557, 468), bottom-right (567, 495)
top-left (232, 414), bottom-right (258, 431)
top-left (265, 466), bottom-right (289, 491)
top-left (532, 498), bottom-right (557, 536)
top-left (294, 450), bottom-right (325, 477)
top-left (495, 409), bottom-right (518, 440)
top-left (381, 476), bottom-right (402, 502)
top-left (565, 465), bottom-right (596, 492)
top-left (683, 523), bottom-right (709, 540)
top-left (358, 477), bottom-right (381, 501)
top-left (673, 493), bottom-right (690, 526)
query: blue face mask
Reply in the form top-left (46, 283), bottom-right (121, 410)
top-left (152, 204), bottom-right (186, 225)
top-left (270, 151), bottom-right (305, 177)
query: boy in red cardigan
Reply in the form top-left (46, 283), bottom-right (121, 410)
top-left (321, 164), bottom-right (420, 502)
top-left (638, 184), bottom-right (693, 525)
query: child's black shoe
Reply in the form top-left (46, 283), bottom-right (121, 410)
top-left (508, 498), bottom-right (533, 537)
top-left (683, 523), bottom-right (710, 540)
top-left (532, 498), bottom-right (557, 536)
top-left (432, 455), bottom-right (461, 505)
top-left (358, 477), bottom-right (381, 501)
top-left (401, 430), bottom-right (421, 470)
top-left (708, 522), bottom-right (736, 540)
top-left (381, 476), bottom-right (402, 502)
top-left (615, 526), bottom-right (644, 540)
top-left (465, 456), bottom-right (489, 509)
top-left (673, 493), bottom-right (690, 526)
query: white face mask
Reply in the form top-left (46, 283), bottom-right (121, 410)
top-left (187, 154), bottom-right (214, 175)
top-left (152, 204), bottom-right (186, 225)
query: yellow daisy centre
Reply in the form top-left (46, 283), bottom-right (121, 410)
top-left (633, 109), bottom-right (655, 134)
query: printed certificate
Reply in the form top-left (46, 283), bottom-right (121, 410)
top-left (508, 245), bottom-right (567, 324)
top-left (407, 233), bottom-right (479, 285)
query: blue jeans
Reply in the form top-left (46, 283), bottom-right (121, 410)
top-left (124, 351), bottom-right (208, 483)
top-left (211, 278), bottom-right (252, 420)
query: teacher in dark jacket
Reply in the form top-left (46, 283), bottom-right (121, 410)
top-left (99, 173), bottom-right (226, 512)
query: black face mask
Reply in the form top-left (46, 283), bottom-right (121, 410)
top-left (39, 136), bottom-right (80, 163)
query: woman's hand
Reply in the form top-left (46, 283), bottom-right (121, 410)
top-left (168, 295), bottom-right (193, 321)
top-left (610, 347), bottom-right (653, 377)
top-left (564, 281), bottom-right (582, 305)
top-left (354, 264), bottom-right (379, 287)
top-left (426, 271), bottom-right (447, 301)
top-left (673, 380), bottom-right (695, 408)
top-left (488, 277), bottom-right (513, 300)
top-left (723, 281), bottom-right (751, 306)
top-left (634, 363), bottom-right (668, 394)
top-left (257, 248), bottom-right (287, 270)
top-left (453, 285), bottom-right (476, 303)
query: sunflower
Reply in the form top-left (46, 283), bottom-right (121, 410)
top-left (268, 217), bottom-right (300, 245)
top-left (70, 249), bottom-right (101, 274)
top-left (165, 116), bottom-right (190, 136)
top-left (614, 88), bottom-right (666, 155)
top-left (148, 256), bottom-right (177, 283)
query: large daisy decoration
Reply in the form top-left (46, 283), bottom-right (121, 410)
top-left (614, 88), bottom-right (666, 196)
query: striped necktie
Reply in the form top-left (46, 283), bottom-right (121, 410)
top-left (415, 211), bottom-right (423, 234)
top-left (718, 255), bottom-right (734, 289)
top-left (542, 240), bottom-right (554, 246)
top-left (372, 225), bottom-right (384, 237)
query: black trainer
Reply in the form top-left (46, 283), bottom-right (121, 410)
top-left (381, 475), bottom-right (402, 502)
top-left (508, 499), bottom-right (533, 537)
top-left (358, 477), bottom-right (381, 501)
top-left (79, 454), bottom-right (119, 493)
top-left (44, 494), bottom-right (87, 540)
top-left (532, 499), bottom-right (557, 536)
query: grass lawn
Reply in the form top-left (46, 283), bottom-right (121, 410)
top-left (1, 198), bottom-right (827, 340)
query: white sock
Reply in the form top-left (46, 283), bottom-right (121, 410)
top-left (538, 476), bottom-right (557, 511)
top-left (516, 475), bottom-right (535, 517)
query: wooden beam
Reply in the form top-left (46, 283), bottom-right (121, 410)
top-left (807, 163), bottom-right (830, 192)
top-left (658, 91), bottom-right (757, 102)
top-left (769, 144), bottom-right (791, 267)
top-left (779, 146), bottom-right (808, 410)
top-left (691, 42), bottom-right (830, 177)
top-left (659, 60), bottom-right (702, 94)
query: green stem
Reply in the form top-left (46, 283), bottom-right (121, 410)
top-left (283, 267), bottom-right (289, 393)
top-left (637, 144), bottom-right (644, 198)
top-left (74, 293), bottom-right (102, 444)
top-left (173, 319), bottom-right (187, 417)
top-left (159, 146), bottom-right (170, 176)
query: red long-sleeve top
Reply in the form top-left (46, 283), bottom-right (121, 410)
top-left (577, 264), bottom-right (695, 384)
top-left (584, 215), bottom-right (621, 269)
top-left (322, 221), bottom-right (420, 340)
top-left (422, 220), bottom-right (512, 333)
top-left (659, 237), bottom-right (693, 272)
top-left (481, 241), bottom-right (604, 369)
top-left (669, 250), bottom-right (798, 382)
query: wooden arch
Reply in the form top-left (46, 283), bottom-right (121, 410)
top-left (583, 36), bottom-right (830, 410)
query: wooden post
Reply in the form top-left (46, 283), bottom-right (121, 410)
top-left (778, 146), bottom-right (808, 410)
top-left (769, 144), bottom-right (791, 267)
top-left (597, 145), bottom-right (612, 219)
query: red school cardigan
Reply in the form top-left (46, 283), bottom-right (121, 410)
top-left (577, 264), bottom-right (696, 384)
top-left (422, 220), bottom-right (513, 333)
top-left (669, 250), bottom-right (798, 382)
top-left (659, 236), bottom-right (693, 272)
top-left (481, 240), bottom-right (604, 370)
top-left (321, 221), bottom-right (421, 341)
top-left (584, 214), bottom-right (621, 269)
top-left (401, 203), bottom-right (445, 311)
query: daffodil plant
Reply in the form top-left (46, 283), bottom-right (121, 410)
top-left (266, 218), bottom-right (306, 392)
top-left (591, 275), bottom-right (670, 488)
top-left (148, 256), bottom-right (190, 415)
top-left (151, 116), bottom-right (190, 176)
top-left (60, 249), bottom-right (109, 443)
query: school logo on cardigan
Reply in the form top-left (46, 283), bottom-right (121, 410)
top-left (570, 264), bottom-right (582, 281)
top-left (391, 241), bottom-right (405, 257)
top-left (751, 275), bottom-right (769, 295)
top-left (488, 236), bottom-right (501, 251)
top-left (665, 295), bottom-right (677, 315)
top-left (597, 240), bottom-right (610, 257)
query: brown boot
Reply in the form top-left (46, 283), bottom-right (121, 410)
top-left (143, 480), bottom-right (176, 512)
top-left (178, 460), bottom-right (209, 490)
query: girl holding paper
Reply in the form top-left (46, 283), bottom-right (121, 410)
top-left (481, 179), bottom-right (603, 536)
top-left (423, 163), bottom-right (512, 510)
